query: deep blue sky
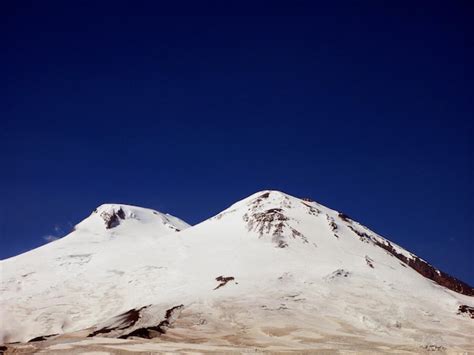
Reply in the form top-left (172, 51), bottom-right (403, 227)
top-left (1, 1), bottom-right (473, 284)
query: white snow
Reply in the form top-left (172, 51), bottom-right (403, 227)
top-left (1, 191), bottom-right (473, 351)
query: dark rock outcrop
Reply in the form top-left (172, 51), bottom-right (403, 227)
top-left (214, 276), bottom-right (235, 290)
top-left (88, 305), bottom-right (149, 337)
top-left (119, 304), bottom-right (184, 339)
top-left (244, 203), bottom-right (307, 247)
top-left (365, 256), bottom-right (374, 268)
top-left (348, 226), bottom-right (372, 243)
top-left (327, 269), bottom-right (350, 279)
top-left (338, 212), bottom-right (352, 223)
top-left (100, 207), bottom-right (126, 229)
top-left (301, 202), bottom-right (320, 216)
top-left (345, 222), bottom-right (474, 296)
top-left (116, 208), bottom-right (126, 220)
top-left (27, 334), bottom-right (57, 342)
top-left (245, 208), bottom-right (287, 235)
top-left (457, 305), bottom-right (474, 318)
top-left (373, 240), bottom-right (474, 296)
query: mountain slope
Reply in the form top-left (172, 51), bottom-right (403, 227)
top-left (1, 191), bottom-right (473, 353)
top-left (0, 204), bottom-right (190, 343)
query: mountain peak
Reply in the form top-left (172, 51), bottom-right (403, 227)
top-left (73, 203), bottom-right (191, 235)
top-left (1, 192), bottom-right (473, 350)
top-left (221, 190), bottom-right (321, 215)
top-left (214, 190), bottom-right (327, 247)
top-left (212, 190), bottom-right (474, 296)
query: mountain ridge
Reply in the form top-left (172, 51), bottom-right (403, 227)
top-left (1, 190), bottom-right (473, 352)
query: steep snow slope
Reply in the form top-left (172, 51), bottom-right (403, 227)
top-left (1, 191), bottom-right (473, 352)
top-left (0, 204), bottom-right (190, 342)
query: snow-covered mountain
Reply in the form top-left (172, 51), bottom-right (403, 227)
top-left (1, 191), bottom-right (473, 353)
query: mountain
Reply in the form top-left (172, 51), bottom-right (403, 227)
top-left (1, 191), bottom-right (473, 353)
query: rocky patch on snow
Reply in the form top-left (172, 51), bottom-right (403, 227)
top-left (457, 305), bottom-right (474, 319)
top-left (337, 212), bottom-right (352, 223)
top-left (119, 304), bottom-right (184, 339)
top-left (365, 256), bottom-right (374, 268)
top-left (245, 208), bottom-right (288, 235)
top-left (348, 225), bottom-right (373, 243)
top-left (99, 207), bottom-right (126, 229)
top-left (88, 305), bottom-right (150, 337)
top-left (213, 276), bottom-right (235, 290)
top-left (243, 193), bottom-right (308, 247)
top-left (86, 304), bottom-right (184, 340)
top-left (373, 239), bottom-right (474, 296)
top-left (28, 333), bottom-right (58, 343)
top-left (325, 269), bottom-right (351, 281)
top-left (301, 201), bottom-right (320, 215)
top-left (343, 220), bottom-right (474, 296)
top-left (326, 215), bottom-right (340, 238)
top-left (421, 344), bottom-right (447, 351)
top-left (326, 215), bottom-right (337, 232)
top-left (260, 303), bottom-right (289, 311)
top-left (56, 254), bottom-right (92, 268)
top-left (280, 293), bottom-right (305, 302)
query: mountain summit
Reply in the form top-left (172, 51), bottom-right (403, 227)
top-left (1, 191), bottom-right (473, 353)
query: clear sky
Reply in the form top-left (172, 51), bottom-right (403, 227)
top-left (1, 1), bottom-right (473, 284)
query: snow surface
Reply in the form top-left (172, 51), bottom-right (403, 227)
top-left (1, 191), bottom-right (473, 352)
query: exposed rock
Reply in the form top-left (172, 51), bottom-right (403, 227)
top-left (116, 208), bottom-right (126, 219)
top-left (326, 215), bottom-right (338, 232)
top-left (457, 305), bottom-right (474, 318)
top-left (302, 202), bottom-right (320, 215)
top-left (326, 215), bottom-right (339, 239)
top-left (348, 226), bottom-right (373, 243)
top-left (338, 212), bottom-right (352, 223)
top-left (365, 256), bottom-right (374, 268)
top-left (325, 269), bottom-right (351, 281)
top-left (346, 223), bottom-right (474, 296)
top-left (100, 207), bottom-right (126, 229)
top-left (119, 304), bottom-right (184, 339)
top-left (373, 240), bottom-right (474, 296)
top-left (273, 240), bottom-right (286, 248)
top-left (421, 344), bottom-right (447, 351)
top-left (244, 202), bottom-right (307, 247)
top-left (291, 228), bottom-right (308, 243)
top-left (214, 276), bottom-right (235, 290)
top-left (28, 334), bottom-right (57, 342)
top-left (247, 208), bottom-right (288, 235)
top-left (88, 305), bottom-right (149, 337)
